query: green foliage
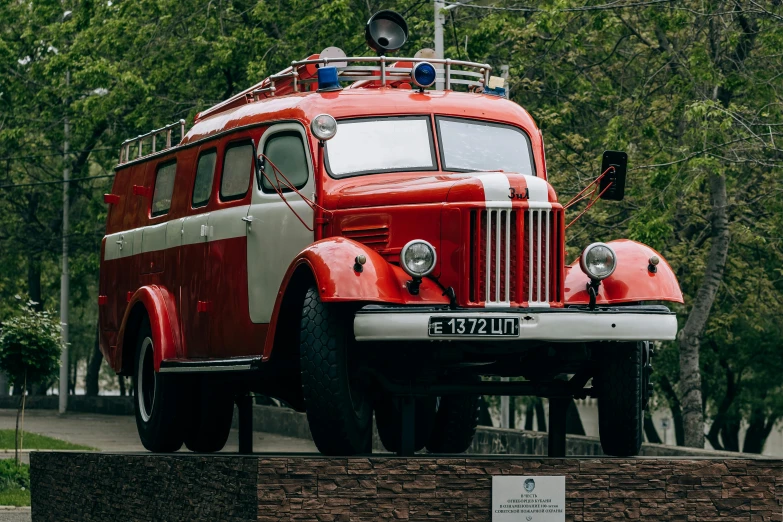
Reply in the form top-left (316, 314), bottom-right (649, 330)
top-left (0, 461), bottom-right (30, 506)
top-left (0, 299), bottom-right (61, 387)
top-left (0, 430), bottom-right (94, 451)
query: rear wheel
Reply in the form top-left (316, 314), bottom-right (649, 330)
top-left (183, 376), bottom-right (234, 453)
top-left (426, 390), bottom-right (480, 454)
top-left (375, 396), bottom-right (437, 453)
top-left (596, 342), bottom-right (644, 457)
top-left (299, 287), bottom-right (373, 455)
top-left (133, 318), bottom-right (185, 452)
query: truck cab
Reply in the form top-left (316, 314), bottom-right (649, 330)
top-left (99, 11), bottom-right (682, 457)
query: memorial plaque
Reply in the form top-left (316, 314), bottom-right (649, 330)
top-left (492, 476), bottom-right (565, 522)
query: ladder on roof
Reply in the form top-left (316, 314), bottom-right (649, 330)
top-left (118, 119), bottom-right (186, 165)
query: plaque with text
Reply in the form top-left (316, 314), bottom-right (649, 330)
top-left (492, 476), bottom-right (565, 522)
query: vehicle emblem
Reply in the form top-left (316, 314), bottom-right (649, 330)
top-left (508, 187), bottom-right (530, 200)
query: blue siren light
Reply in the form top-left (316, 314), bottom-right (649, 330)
top-left (411, 62), bottom-right (437, 89)
top-left (317, 66), bottom-right (342, 92)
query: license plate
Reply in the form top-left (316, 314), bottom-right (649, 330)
top-left (428, 316), bottom-right (519, 337)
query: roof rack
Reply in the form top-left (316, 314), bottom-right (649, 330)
top-left (118, 119), bottom-right (186, 165)
top-left (248, 56), bottom-right (492, 101)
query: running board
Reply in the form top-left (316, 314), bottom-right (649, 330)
top-left (158, 356), bottom-right (262, 374)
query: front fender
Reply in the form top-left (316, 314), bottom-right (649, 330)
top-left (263, 238), bottom-right (449, 360)
top-left (290, 237), bottom-right (447, 304)
top-left (564, 239), bottom-right (683, 305)
top-left (117, 285), bottom-right (182, 373)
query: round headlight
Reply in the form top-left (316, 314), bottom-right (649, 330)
top-left (411, 62), bottom-right (437, 89)
top-left (580, 243), bottom-right (617, 281)
top-left (400, 240), bottom-right (437, 278)
top-left (310, 114), bottom-right (337, 141)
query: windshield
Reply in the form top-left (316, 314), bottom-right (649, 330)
top-left (437, 117), bottom-right (534, 175)
top-left (325, 116), bottom-right (436, 177)
top-left (325, 116), bottom-right (535, 178)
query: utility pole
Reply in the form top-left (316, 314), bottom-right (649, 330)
top-left (59, 67), bottom-right (70, 413)
top-left (434, 0), bottom-right (445, 90)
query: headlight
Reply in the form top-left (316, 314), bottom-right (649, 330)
top-left (400, 239), bottom-right (436, 278)
top-left (580, 242), bottom-right (617, 280)
top-left (310, 114), bottom-right (337, 141)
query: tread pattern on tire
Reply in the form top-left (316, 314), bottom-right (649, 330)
top-left (426, 394), bottom-right (480, 454)
top-left (300, 287), bottom-right (371, 455)
top-left (597, 342), bottom-right (643, 457)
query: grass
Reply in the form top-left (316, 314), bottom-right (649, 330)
top-left (0, 460), bottom-right (29, 506)
top-left (0, 430), bottom-right (94, 451)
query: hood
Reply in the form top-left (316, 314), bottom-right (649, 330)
top-left (329, 172), bottom-right (556, 209)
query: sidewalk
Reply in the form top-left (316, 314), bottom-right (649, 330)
top-left (0, 409), bottom-right (317, 458)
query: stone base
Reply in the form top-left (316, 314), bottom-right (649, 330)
top-left (31, 453), bottom-right (783, 521)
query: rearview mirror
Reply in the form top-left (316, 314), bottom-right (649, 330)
top-left (599, 150), bottom-right (627, 201)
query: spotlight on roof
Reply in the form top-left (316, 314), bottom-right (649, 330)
top-left (365, 10), bottom-right (408, 55)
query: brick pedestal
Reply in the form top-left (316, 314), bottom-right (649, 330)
top-left (30, 453), bottom-right (783, 521)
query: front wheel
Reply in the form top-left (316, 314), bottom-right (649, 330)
top-left (133, 318), bottom-right (185, 452)
top-left (299, 287), bottom-right (373, 455)
top-left (596, 342), bottom-right (644, 457)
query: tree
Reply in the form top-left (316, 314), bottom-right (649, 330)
top-left (0, 297), bottom-right (61, 464)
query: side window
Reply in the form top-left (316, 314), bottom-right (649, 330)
top-left (151, 161), bottom-right (176, 217)
top-left (220, 142), bottom-right (253, 201)
top-left (261, 131), bottom-right (309, 192)
top-left (192, 150), bottom-right (216, 208)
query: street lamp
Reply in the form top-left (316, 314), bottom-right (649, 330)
top-left (59, 8), bottom-right (72, 413)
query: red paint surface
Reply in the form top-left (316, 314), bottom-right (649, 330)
top-left (564, 239), bottom-right (683, 304)
top-left (100, 85), bottom-right (680, 373)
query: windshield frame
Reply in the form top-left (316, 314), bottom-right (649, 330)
top-left (323, 115), bottom-right (438, 179)
top-left (435, 116), bottom-right (537, 176)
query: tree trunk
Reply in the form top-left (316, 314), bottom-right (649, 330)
top-left (659, 376), bottom-right (685, 446)
top-left (85, 323), bottom-right (103, 396)
top-left (743, 407), bottom-right (776, 454)
top-left (565, 399), bottom-right (585, 435)
top-left (477, 396), bottom-right (493, 427)
top-left (20, 371), bottom-right (26, 457)
top-left (118, 374), bottom-right (126, 397)
top-left (524, 403), bottom-right (535, 431)
top-left (508, 396), bottom-right (516, 430)
top-left (535, 398), bottom-right (547, 432)
top-left (643, 412), bottom-right (662, 444)
top-left (678, 171), bottom-right (730, 448)
top-left (720, 418), bottom-right (741, 452)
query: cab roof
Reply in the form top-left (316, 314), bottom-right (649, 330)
top-left (182, 89), bottom-right (539, 146)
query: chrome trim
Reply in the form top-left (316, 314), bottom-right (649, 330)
top-left (354, 311), bottom-right (679, 342)
top-left (484, 207), bottom-right (512, 307)
top-left (528, 208), bottom-right (552, 307)
top-left (158, 356), bottom-right (262, 374)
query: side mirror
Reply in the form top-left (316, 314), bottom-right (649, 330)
top-left (599, 150), bottom-right (627, 201)
top-left (255, 154), bottom-right (265, 189)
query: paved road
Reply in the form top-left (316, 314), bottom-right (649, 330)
top-left (0, 408), bottom-right (317, 521)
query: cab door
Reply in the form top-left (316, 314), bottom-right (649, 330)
top-left (246, 123), bottom-right (315, 324)
top-left (181, 148), bottom-right (217, 358)
top-left (207, 138), bottom-right (256, 358)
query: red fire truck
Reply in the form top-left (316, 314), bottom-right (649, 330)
top-left (99, 11), bottom-right (682, 457)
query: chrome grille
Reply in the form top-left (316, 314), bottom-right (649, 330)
top-left (469, 206), bottom-right (562, 307)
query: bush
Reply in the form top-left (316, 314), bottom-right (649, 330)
top-left (0, 297), bottom-right (61, 389)
top-left (0, 460), bottom-right (29, 491)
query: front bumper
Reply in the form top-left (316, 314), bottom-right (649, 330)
top-left (353, 305), bottom-right (677, 342)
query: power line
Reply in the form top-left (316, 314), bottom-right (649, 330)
top-left (0, 174), bottom-right (114, 190)
top-left (443, 0), bottom-right (674, 12)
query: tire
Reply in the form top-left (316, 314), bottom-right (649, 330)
top-left (375, 396), bottom-right (437, 453)
top-left (299, 287), bottom-right (373, 455)
top-left (183, 376), bottom-right (234, 453)
top-left (596, 342), bottom-right (644, 457)
top-left (133, 318), bottom-right (185, 452)
top-left (426, 392), bottom-right (480, 454)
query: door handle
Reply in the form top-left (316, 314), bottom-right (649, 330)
top-left (241, 216), bottom-right (254, 223)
